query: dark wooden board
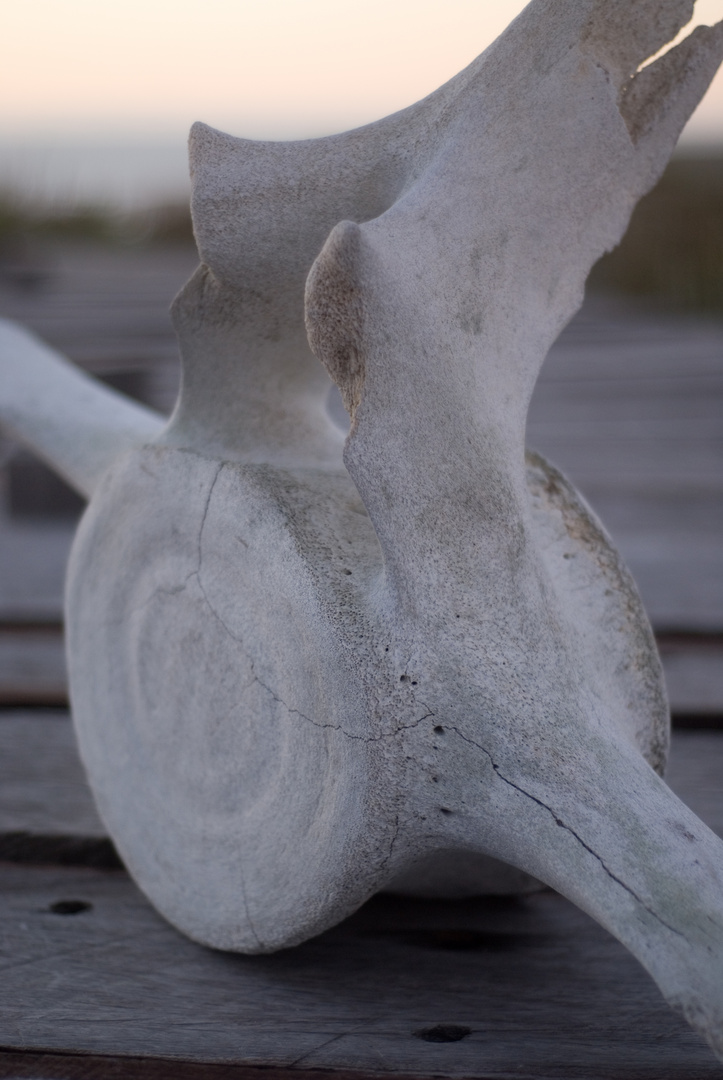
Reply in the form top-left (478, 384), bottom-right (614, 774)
top-left (0, 1051), bottom-right (404, 1080)
top-left (0, 715), bottom-right (722, 1077)
top-left (0, 711), bottom-right (104, 838)
top-left (0, 626), bottom-right (68, 705)
top-left (526, 299), bottom-right (723, 634)
top-left (0, 863), bottom-right (720, 1078)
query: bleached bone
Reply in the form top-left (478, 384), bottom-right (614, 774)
top-left (0, 322), bottom-right (162, 496)
top-left (1, 0), bottom-right (723, 1060)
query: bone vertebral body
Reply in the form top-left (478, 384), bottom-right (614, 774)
top-left (2, 0), bottom-right (723, 1061)
top-left (66, 443), bottom-right (666, 946)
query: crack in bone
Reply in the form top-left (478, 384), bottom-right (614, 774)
top-left (195, 556), bottom-right (433, 745)
top-left (110, 572), bottom-right (199, 624)
top-left (237, 862), bottom-right (262, 952)
top-left (447, 725), bottom-right (685, 940)
top-left (379, 813), bottom-right (401, 875)
top-left (251, 671), bottom-right (434, 744)
top-left (104, 463), bottom-right (225, 627)
top-left (196, 463), bottom-right (225, 569)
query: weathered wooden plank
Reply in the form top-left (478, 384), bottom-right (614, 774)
top-left (0, 515), bottom-right (74, 623)
top-left (0, 863), bottom-right (719, 1077)
top-left (1, 718), bottom-right (722, 1075)
top-left (0, 711), bottom-right (104, 837)
top-left (658, 635), bottom-right (723, 716)
top-left (0, 1051), bottom-right (402, 1080)
top-left (526, 299), bottom-right (723, 633)
top-left (0, 627), bottom-right (67, 705)
top-left (664, 731), bottom-right (723, 839)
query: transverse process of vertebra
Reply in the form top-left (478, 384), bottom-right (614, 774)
top-left (1, 0), bottom-right (723, 1061)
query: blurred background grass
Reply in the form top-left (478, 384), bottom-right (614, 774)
top-left (589, 156), bottom-right (723, 313)
top-left (0, 154), bottom-right (721, 312)
top-left (0, 197), bottom-right (193, 250)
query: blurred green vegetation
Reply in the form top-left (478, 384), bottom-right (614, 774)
top-left (0, 196), bottom-right (195, 289)
top-left (589, 156), bottom-right (723, 313)
top-left (0, 196), bottom-right (194, 250)
top-left (1, 157), bottom-right (721, 312)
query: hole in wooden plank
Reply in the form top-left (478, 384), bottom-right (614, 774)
top-left (49, 899), bottom-right (93, 915)
top-left (414, 1024), bottom-right (471, 1043)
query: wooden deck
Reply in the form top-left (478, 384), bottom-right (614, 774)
top-left (0, 713), bottom-right (721, 1078)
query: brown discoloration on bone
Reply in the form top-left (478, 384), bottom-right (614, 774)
top-left (526, 449), bottom-right (669, 777)
top-left (305, 221), bottom-right (366, 423)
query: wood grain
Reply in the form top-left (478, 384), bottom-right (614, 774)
top-left (0, 863), bottom-right (720, 1078)
top-left (0, 716), bottom-right (722, 1076)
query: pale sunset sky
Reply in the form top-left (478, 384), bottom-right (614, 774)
top-left (2, 0), bottom-right (722, 204)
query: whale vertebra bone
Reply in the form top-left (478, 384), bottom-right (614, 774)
top-left (1, 0), bottom-right (723, 1060)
